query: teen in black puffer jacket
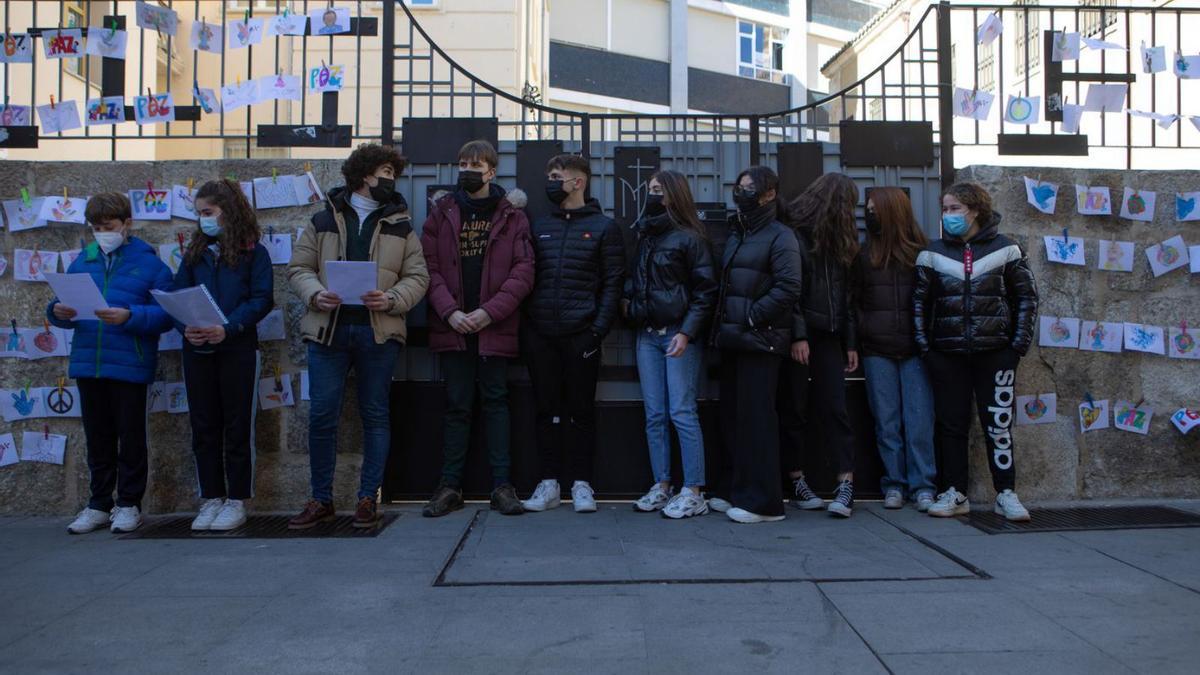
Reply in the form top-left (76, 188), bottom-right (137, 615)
top-left (853, 243), bottom-right (918, 359)
top-left (626, 213), bottom-right (717, 341)
top-left (794, 227), bottom-right (856, 350)
top-left (916, 182), bottom-right (1038, 525)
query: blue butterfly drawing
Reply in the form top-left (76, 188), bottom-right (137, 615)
top-left (1052, 239), bottom-right (1079, 261)
top-left (1131, 326), bottom-right (1155, 349)
top-left (1177, 194), bottom-right (1196, 220)
top-left (1032, 184), bottom-right (1056, 210)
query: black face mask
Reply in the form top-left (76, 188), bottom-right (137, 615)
top-left (545, 178), bottom-right (570, 205)
top-left (458, 170), bottom-right (486, 194)
top-left (733, 187), bottom-right (760, 213)
top-left (368, 176), bottom-right (395, 203)
top-left (864, 211), bottom-right (882, 236)
top-left (643, 194), bottom-right (666, 218)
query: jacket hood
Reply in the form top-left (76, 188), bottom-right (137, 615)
top-left (327, 185), bottom-right (410, 219)
top-left (553, 197), bottom-right (604, 219)
top-left (434, 185), bottom-right (527, 223)
top-left (734, 201), bottom-right (779, 233)
top-left (634, 213), bottom-right (673, 236)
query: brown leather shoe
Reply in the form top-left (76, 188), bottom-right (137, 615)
top-left (353, 496), bottom-right (382, 529)
top-left (490, 483), bottom-right (525, 515)
top-left (422, 483), bottom-right (464, 518)
top-left (288, 499), bottom-right (335, 530)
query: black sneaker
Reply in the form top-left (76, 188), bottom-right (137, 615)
top-left (828, 480), bottom-right (854, 518)
top-left (790, 474), bottom-right (825, 510)
top-left (490, 483), bottom-right (525, 515)
top-left (422, 482), bottom-right (464, 518)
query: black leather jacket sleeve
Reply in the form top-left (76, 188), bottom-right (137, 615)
top-left (679, 236), bottom-right (718, 340)
top-left (749, 230), bottom-right (803, 328)
top-left (591, 220), bottom-right (627, 336)
top-left (842, 261), bottom-right (858, 351)
top-left (1005, 249), bottom-right (1039, 355)
top-left (912, 257), bottom-right (934, 355)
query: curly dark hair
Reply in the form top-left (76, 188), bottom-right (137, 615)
top-left (184, 179), bottom-right (261, 268)
top-left (342, 143), bottom-right (407, 192)
top-left (942, 182), bottom-right (995, 230)
top-left (786, 172), bottom-right (860, 268)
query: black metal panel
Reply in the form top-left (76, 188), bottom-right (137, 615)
top-left (997, 133), bottom-right (1088, 156)
top-left (613, 146), bottom-right (660, 229)
top-left (0, 126), bottom-right (38, 148)
top-left (401, 117), bottom-right (499, 164)
top-left (687, 68), bottom-right (790, 115)
top-left (257, 124), bottom-right (352, 147)
top-left (777, 142), bottom-right (825, 202)
top-left (839, 121), bottom-right (935, 167)
top-left (119, 514), bottom-right (399, 539)
top-left (548, 42), bottom-right (670, 106)
top-left (965, 506), bottom-right (1200, 535)
top-left (516, 140), bottom-right (564, 223)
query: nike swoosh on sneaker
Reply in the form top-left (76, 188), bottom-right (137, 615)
top-left (582, 349), bottom-right (598, 359)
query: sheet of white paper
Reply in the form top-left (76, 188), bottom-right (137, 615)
top-left (1124, 323), bottom-right (1166, 354)
top-left (158, 329), bottom-right (183, 352)
top-left (44, 272), bottom-right (110, 315)
top-left (253, 176), bottom-right (300, 209)
top-left (300, 370), bottom-right (310, 401)
top-left (39, 385), bottom-right (81, 418)
top-left (85, 96), bottom-right (126, 126)
top-left (133, 93), bottom-right (175, 125)
top-left (1113, 401), bottom-right (1153, 435)
top-left (308, 64), bottom-right (346, 93)
top-left (86, 27), bottom-right (128, 59)
top-left (310, 7), bottom-right (352, 35)
top-left (0, 33), bottom-right (34, 63)
top-left (1141, 44), bottom-right (1166, 73)
top-left (1083, 37), bottom-right (1124, 51)
top-left (1172, 409), bottom-right (1200, 434)
top-left (1190, 246), bottom-right (1200, 273)
top-left (1, 328), bottom-right (28, 358)
top-left (1083, 84), bottom-right (1126, 113)
top-left (1168, 327), bottom-right (1200, 360)
top-left (1175, 53), bottom-right (1200, 79)
top-left (1043, 236), bottom-right (1085, 266)
top-left (15, 250), bottom-right (60, 282)
top-left (292, 172), bottom-right (325, 205)
top-left (0, 433), bottom-right (17, 467)
top-left (36, 100), bottom-right (81, 134)
top-left (3, 198), bottom-right (47, 232)
top-left (1004, 95), bottom-right (1040, 125)
top-left (21, 431), bottom-right (66, 465)
top-left (151, 287), bottom-right (228, 328)
top-left (145, 382), bottom-right (167, 413)
top-left (1061, 103), bottom-right (1084, 133)
top-left (257, 309), bottom-right (286, 341)
top-left (21, 327), bottom-right (70, 359)
top-left (171, 185), bottom-right (198, 220)
top-left (190, 21), bottom-right (224, 53)
top-left (952, 87), bottom-right (993, 120)
top-left (166, 382), bottom-right (189, 414)
top-left (1024, 177), bottom-right (1057, 214)
top-left (1039, 316), bottom-right (1080, 349)
top-left (261, 234), bottom-right (293, 264)
top-left (1175, 192), bottom-right (1200, 222)
top-left (325, 261), bottom-right (378, 304)
top-left (1075, 185), bottom-right (1112, 215)
top-left (1145, 235), bottom-right (1189, 277)
top-left (1079, 400), bottom-right (1110, 433)
top-left (158, 241), bottom-right (184, 274)
top-left (1015, 394), bottom-right (1057, 426)
top-left (129, 187), bottom-right (173, 220)
top-left (42, 28), bottom-right (84, 59)
top-left (1051, 32), bottom-right (1080, 61)
top-left (259, 73), bottom-right (302, 102)
top-left (1097, 240), bottom-right (1134, 272)
top-left (1119, 187), bottom-right (1156, 221)
top-left (0, 104), bottom-right (33, 125)
top-left (221, 80), bottom-right (259, 111)
top-left (228, 18), bottom-right (265, 49)
top-left (259, 374), bottom-right (295, 410)
top-left (0, 254), bottom-right (6, 278)
top-left (976, 13), bottom-right (1002, 46)
top-left (267, 13), bottom-right (308, 37)
top-left (1078, 321), bottom-right (1123, 352)
top-left (1126, 109), bottom-right (1178, 130)
top-left (193, 84), bottom-right (219, 114)
top-left (239, 181), bottom-right (256, 205)
top-left (136, 1), bottom-right (179, 35)
top-left (1, 388), bottom-right (45, 422)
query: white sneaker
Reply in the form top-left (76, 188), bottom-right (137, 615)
top-left (883, 489), bottom-right (904, 510)
top-left (707, 497), bottom-right (732, 513)
top-left (67, 507), bottom-right (111, 534)
top-left (633, 484), bottom-right (672, 512)
top-left (915, 491), bottom-right (935, 513)
top-left (522, 479), bottom-right (561, 512)
top-left (191, 498), bottom-right (225, 531)
top-left (110, 506), bottom-right (143, 533)
top-left (927, 487), bottom-right (969, 518)
top-left (994, 489), bottom-right (1031, 522)
top-left (726, 507), bottom-right (785, 524)
top-left (662, 488), bottom-right (709, 519)
top-left (210, 499), bottom-right (247, 531)
top-left (572, 481), bottom-right (597, 513)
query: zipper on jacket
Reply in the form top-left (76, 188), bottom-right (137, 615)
top-left (963, 243), bottom-right (974, 352)
top-left (553, 215), bottom-right (570, 330)
top-left (892, 267), bottom-right (901, 337)
top-left (94, 252), bottom-right (118, 377)
top-left (824, 257), bottom-right (835, 327)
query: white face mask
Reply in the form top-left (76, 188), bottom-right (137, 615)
top-left (94, 230), bottom-right (125, 255)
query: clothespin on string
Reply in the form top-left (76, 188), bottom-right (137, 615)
top-left (9, 320), bottom-right (18, 338)
top-left (20, 187), bottom-right (32, 207)
top-left (187, 177), bottom-right (195, 193)
top-left (1085, 392), bottom-right (1096, 410)
top-left (1062, 227), bottom-right (1069, 244)
top-left (272, 168), bottom-right (278, 184)
top-left (49, 95), bottom-right (56, 110)
top-left (106, 17), bottom-right (118, 40)
top-left (274, 366), bottom-right (283, 392)
top-left (57, 376), bottom-right (65, 396)
top-left (1133, 397), bottom-right (1145, 410)
top-left (43, 424), bottom-right (50, 440)
top-left (304, 161), bottom-right (312, 174)
top-left (176, 231), bottom-right (186, 249)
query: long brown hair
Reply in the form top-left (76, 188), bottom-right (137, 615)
top-left (787, 172), bottom-right (860, 268)
top-left (185, 178), bottom-right (261, 268)
top-left (651, 169), bottom-right (705, 237)
top-left (867, 187), bottom-right (927, 269)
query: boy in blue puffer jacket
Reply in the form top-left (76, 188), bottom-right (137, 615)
top-left (47, 193), bottom-right (174, 535)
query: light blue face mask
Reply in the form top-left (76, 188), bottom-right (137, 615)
top-left (199, 215), bottom-right (222, 237)
top-left (942, 213), bottom-right (969, 236)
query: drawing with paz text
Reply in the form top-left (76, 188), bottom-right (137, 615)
top-left (1075, 185), bottom-right (1112, 215)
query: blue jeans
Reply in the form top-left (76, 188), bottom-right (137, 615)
top-left (307, 324), bottom-right (401, 501)
top-left (635, 327), bottom-right (705, 487)
top-left (862, 355), bottom-right (936, 497)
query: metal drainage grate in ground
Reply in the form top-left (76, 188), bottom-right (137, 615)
top-left (964, 506), bottom-right (1200, 534)
top-left (119, 513), bottom-right (399, 539)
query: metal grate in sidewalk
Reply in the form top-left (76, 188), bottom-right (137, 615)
top-left (118, 513), bottom-right (399, 539)
top-left (964, 506), bottom-right (1200, 534)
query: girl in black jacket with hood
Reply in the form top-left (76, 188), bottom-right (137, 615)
top-left (914, 182), bottom-right (1038, 522)
top-left (782, 173), bottom-right (861, 518)
top-left (712, 167), bottom-right (803, 524)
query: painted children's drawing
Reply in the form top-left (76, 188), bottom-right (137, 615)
top-left (158, 242), bottom-right (184, 274)
top-left (1168, 326), bottom-right (1200, 360)
top-left (85, 96), bottom-right (126, 126)
top-left (86, 26), bottom-right (128, 59)
top-left (0, 104), bottom-right (32, 125)
top-left (253, 176), bottom-right (300, 209)
top-left (952, 87), bottom-right (994, 120)
top-left (1004, 95), bottom-right (1041, 125)
top-left (260, 73), bottom-right (302, 102)
top-left (1043, 235), bottom-right (1086, 265)
top-left (1079, 399), bottom-right (1110, 433)
top-left (0, 433), bottom-right (17, 468)
top-left (1172, 408), bottom-right (1200, 435)
top-left (1146, 235), bottom-right (1190, 277)
top-left (3, 198), bottom-right (47, 232)
top-left (1123, 323), bottom-right (1166, 354)
top-left (261, 234), bottom-right (293, 265)
top-left (257, 309), bottom-right (286, 341)
top-left (129, 187), bottom-right (173, 221)
top-left (1119, 187), bottom-right (1156, 221)
top-left (13, 250), bottom-right (59, 282)
top-left (1097, 240), bottom-right (1134, 272)
top-left (36, 100), bottom-right (81, 134)
top-left (1, 386), bottom-right (45, 421)
top-left (309, 64), bottom-right (346, 93)
top-left (40, 385), bottom-right (81, 418)
top-left (133, 93), bottom-right (175, 125)
top-left (1176, 192), bottom-right (1200, 222)
top-left (171, 185), bottom-right (198, 220)
top-left (1113, 401), bottom-right (1153, 435)
top-left (1015, 393), bottom-right (1057, 426)
top-left (21, 431), bottom-right (66, 465)
top-left (229, 18), bottom-right (265, 50)
top-left (1052, 32), bottom-right (1080, 61)
top-left (1024, 177), bottom-right (1058, 214)
top-left (40, 195), bottom-right (87, 224)
top-left (135, 1), bottom-right (179, 36)
top-left (292, 172), bottom-right (325, 204)
top-left (1078, 321), bottom-right (1124, 353)
top-left (0, 32), bottom-right (35, 63)
top-left (166, 382), bottom-right (189, 414)
top-left (190, 21), bottom-right (224, 54)
top-left (1075, 185), bottom-right (1112, 215)
top-left (310, 7), bottom-right (351, 36)
top-left (1142, 44), bottom-right (1167, 73)
top-left (258, 374), bottom-right (296, 410)
top-left (42, 29), bottom-right (84, 60)
top-left (1039, 316), bottom-right (1080, 349)
top-left (267, 12), bottom-right (308, 37)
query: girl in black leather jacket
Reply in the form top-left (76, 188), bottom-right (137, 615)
top-left (782, 173), bottom-right (861, 518)
top-left (624, 170), bottom-right (718, 519)
top-left (711, 166), bottom-right (803, 524)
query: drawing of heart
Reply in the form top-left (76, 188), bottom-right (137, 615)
top-left (1179, 196), bottom-right (1197, 219)
top-left (1158, 244), bottom-right (1180, 265)
top-left (33, 329), bottom-right (57, 353)
top-left (1176, 332), bottom-right (1196, 353)
top-left (1024, 399), bottom-right (1047, 419)
top-left (1050, 320), bottom-right (1072, 342)
top-left (1032, 184), bottom-right (1055, 208)
top-left (1081, 405), bottom-right (1102, 428)
top-left (1126, 194), bottom-right (1146, 214)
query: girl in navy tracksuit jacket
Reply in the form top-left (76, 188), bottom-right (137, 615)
top-left (174, 179), bottom-right (274, 531)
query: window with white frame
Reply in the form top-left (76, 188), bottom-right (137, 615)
top-left (1014, 4), bottom-right (1040, 77)
top-left (737, 20), bottom-right (787, 84)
